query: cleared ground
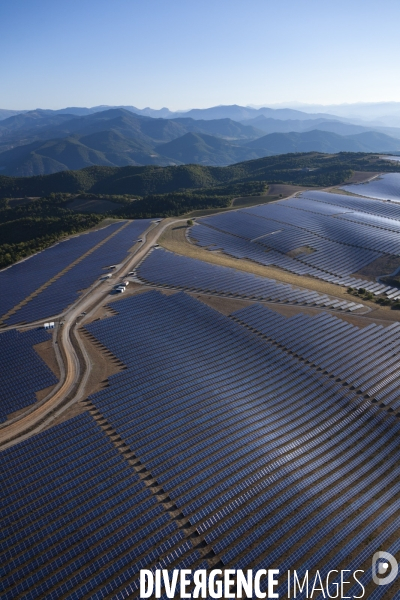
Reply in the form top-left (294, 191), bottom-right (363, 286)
top-left (287, 245), bottom-right (316, 258)
top-left (33, 336), bottom-right (60, 379)
top-left (66, 198), bottom-right (124, 213)
top-left (338, 170), bottom-right (381, 184)
top-left (354, 254), bottom-right (400, 281)
top-left (264, 183), bottom-right (312, 196)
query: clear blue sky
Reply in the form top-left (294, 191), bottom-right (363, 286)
top-left (1, 0), bottom-right (400, 110)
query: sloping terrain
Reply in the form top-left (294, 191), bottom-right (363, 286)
top-left (1, 152), bottom-right (400, 199)
top-left (242, 115), bottom-right (400, 139)
top-left (246, 129), bottom-right (400, 154)
top-left (1, 107), bottom-right (400, 175)
top-left (0, 109), bottom-right (265, 175)
top-left (155, 132), bottom-right (260, 166)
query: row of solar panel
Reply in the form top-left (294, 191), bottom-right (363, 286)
top-left (84, 291), bottom-right (400, 595)
top-left (341, 172), bottom-right (400, 203)
top-left (190, 221), bottom-right (392, 295)
top-left (192, 219), bottom-right (381, 277)
top-left (4, 220), bottom-right (152, 325)
top-left (245, 197), bottom-right (400, 254)
top-left (0, 412), bottom-right (196, 600)
top-left (190, 189), bottom-right (400, 290)
top-left (2, 290), bottom-right (398, 598)
top-left (232, 304), bottom-right (400, 410)
top-left (191, 201), bottom-right (400, 295)
top-left (0, 222), bottom-right (124, 319)
top-left (137, 248), bottom-right (364, 311)
top-left (0, 328), bottom-right (58, 422)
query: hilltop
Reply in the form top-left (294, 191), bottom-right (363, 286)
top-left (1, 151), bottom-right (399, 199)
top-left (0, 107), bottom-right (400, 176)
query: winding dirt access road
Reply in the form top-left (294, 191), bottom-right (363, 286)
top-left (0, 218), bottom-right (185, 450)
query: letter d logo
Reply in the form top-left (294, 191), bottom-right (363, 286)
top-left (372, 551), bottom-right (398, 586)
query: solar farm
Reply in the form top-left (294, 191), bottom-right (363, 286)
top-left (188, 189), bottom-right (400, 297)
top-left (1, 178), bottom-right (400, 598)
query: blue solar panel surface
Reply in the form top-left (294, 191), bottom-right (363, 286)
top-left (84, 291), bottom-right (399, 594)
top-left (341, 173), bottom-right (400, 202)
top-left (1, 220), bottom-right (152, 325)
top-left (0, 328), bottom-right (58, 422)
top-left (232, 303), bottom-right (400, 410)
top-left (188, 190), bottom-right (400, 294)
top-left (138, 248), bottom-right (363, 311)
top-left (0, 412), bottom-right (186, 600)
top-left (1, 289), bottom-right (399, 598)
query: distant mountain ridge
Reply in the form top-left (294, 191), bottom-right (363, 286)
top-left (245, 129), bottom-right (400, 154)
top-left (242, 115), bottom-right (400, 140)
top-left (4, 101), bottom-right (400, 125)
top-left (0, 103), bottom-right (337, 122)
top-left (1, 107), bottom-right (400, 176)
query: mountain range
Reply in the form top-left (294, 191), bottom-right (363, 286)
top-left (1, 105), bottom-right (400, 176)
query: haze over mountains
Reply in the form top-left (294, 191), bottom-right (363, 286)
top-left (1, 103), bottom-right (400, 176)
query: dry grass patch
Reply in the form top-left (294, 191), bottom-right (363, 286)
top-left (353, 254), bottom-right (400, 281)
top-left (266, 183), bottom-right (312, 196)
top-left (287, 246), bottom-right (316, 258)
top-left (339, 171), bottom-right (381, 184)
top-left (33, 337), bottom-right (60, 378)
top-left (191, 294), bottom-right (254, 315)
top-left (49, 402), bottom-right (88, 428)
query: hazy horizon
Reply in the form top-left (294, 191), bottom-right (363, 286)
top-left (2, 0), bottom-right (400, 111)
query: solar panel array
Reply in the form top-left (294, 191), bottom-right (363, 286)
top-left (341, 172), bottom-right (400, 202)
top-left (1, 220), bottom-right (152, 325)
top-left (0, 222), bottom-right (123, 319)
top-left (0, 328), bottom-right (58, 422)
top-left (303, 188), bottom-right (400, 220)
top-left (0, 412), bottom-right (198, 600)
top-left (79, 291), bottom-right (398, 597)
top-left (1, 291), bottom-right (399, 598)
top-left (138, 248), bottom-right (364, 311)
top-left (232, 304), bottom-right (400, 413)
top-left (247, 195), bottom-right (400, 255)
top-left (189, 190), bottom-right (400, 296)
